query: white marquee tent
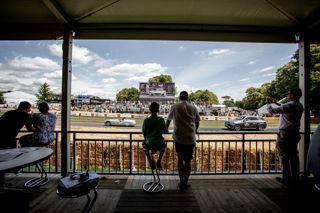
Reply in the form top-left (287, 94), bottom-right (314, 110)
top-left (3, 91), bottom-right (36, 106)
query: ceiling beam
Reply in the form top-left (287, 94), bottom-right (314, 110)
top-left (303, 7), bottom-right (320, 29)
top-left (73, 23), bottom-right (298, 43)
top-left (264, 0), bottom-right (299, 25)
top-left (75, 0), bottom-right (121, 22)
top-left (42, 0), bottom-right (73, 27)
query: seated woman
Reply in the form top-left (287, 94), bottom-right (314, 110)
top-left (20, 102), bottom-right (57, 147)
top-left (142, 102), bottom-right (167, 170)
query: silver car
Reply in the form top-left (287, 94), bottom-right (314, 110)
top-left (104, 118), bottom-right (136, 127)
top-left (225, 115), bottom-right (267, 131)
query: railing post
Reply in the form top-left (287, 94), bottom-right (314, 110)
top-left (55, 131), bottom-right (59, 173)
top-left (241, 133), bottom-right (245, 174)
top-left (73, 132), bottom-right (76, 173)
top-left (129, 133), bottom-right (132, 174)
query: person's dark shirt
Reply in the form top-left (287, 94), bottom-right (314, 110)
top-left (0, 109), bottom-right (33, 149)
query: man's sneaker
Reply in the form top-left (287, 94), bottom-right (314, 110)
top-left (178, 182), bottom-right (190, 190)
top-left (315, 183), bottom-right (320, 191)
top-left (178, 182), bottom-right (186, 190)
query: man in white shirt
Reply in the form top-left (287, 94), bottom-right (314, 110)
top-left (266, 88), bottom-right (304, 184)
top-left (166, 91), bottom-right (200, 190)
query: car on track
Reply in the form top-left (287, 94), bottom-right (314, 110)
top-left (104, 118), bottom-right (136, 127)
top-left (225, 115), bottom-right (267, 131)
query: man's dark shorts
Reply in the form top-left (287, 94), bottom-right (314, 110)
top-left (175, 142), bottom-right (195, 161)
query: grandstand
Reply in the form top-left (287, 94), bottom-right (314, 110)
top-left (139, 82), bottom-right (175, 103)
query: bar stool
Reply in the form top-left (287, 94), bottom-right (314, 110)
top-left (143, 148), bottom-right (164, 193)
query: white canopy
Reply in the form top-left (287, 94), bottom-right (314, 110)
top-left (3, 91), bottom-right (36, 105)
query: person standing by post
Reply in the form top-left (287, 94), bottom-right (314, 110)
top-left (0, 101), bottom-right (35, 149)
top-left (266, 88), bottom-right (304, 184)
top-left (166, 91), bottom-right (200, 190)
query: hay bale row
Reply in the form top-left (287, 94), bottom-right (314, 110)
top-left (47, 141), bottom-right (280, 172)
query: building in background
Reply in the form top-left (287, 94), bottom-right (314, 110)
top-left (139, 82), bottom-right (175, 104)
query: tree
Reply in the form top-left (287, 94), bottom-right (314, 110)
top-left (270, 63), bottom-right (299, 100)
top-left (116, 87), bottom-right (139, 101)
top-left (241, 44), bottom-right (320, 112)
top-left (270, 44), bottom-right (320, 99)
top-left (221, 95), bottom-right (235, 107)
top-left (148, 74), bottom-right (173, 85)
top-left (36, 83), bottom-right (54, 104)
top-left (234, 100), bottom-right (244, 109)
top-left (189, 89), bottom-right (219, 104)
top-left (242, 87), bottom-right (265, 109)
top-left (0, 92), bottom-right (6, 104)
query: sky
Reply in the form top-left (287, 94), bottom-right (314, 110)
top-left (0, 40), bottom-right (298, 103)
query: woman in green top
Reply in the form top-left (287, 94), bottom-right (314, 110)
top-left (142, 102), bottom-right (167, 169)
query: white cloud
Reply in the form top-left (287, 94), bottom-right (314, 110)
top-left (126, 76), bottom-right (149, 83)
top-left (209, 49), bottom-right (234, 55)
top-left (33, 78), bottom-right (53, 85)
top-left (72, 78), bottom-right (121, 99)
top-left (49, 44), bottom-right (103, 65)
top-left (262, 73), bottom-right (276, 77)
top-left (48, 44), bottom-right (62, 57)
top-left (179, 46), bottom-right (186, 51)
top-left (210, 83), bottom-right (222, 87)
top-left (239, 78), bottom-right (250, 82)
top-left (260, 66), bottom-right (275, 72)
top-left (43, 70), bottom-right (62, 79)
top-left (280, 55), bottom-right (292, 61)
top-left (249, 66), bottom-right (275, 74)
top-left (97, 63), bottom-right (167, 77)
top-left (248, 60), bottom-right (256, 65)
top-left (102, 78), bottom-right (117, 83)
top-left (194, 48), bottom-right (236, 58)
top-left (0, 75), bottom-right (19, 85)
top-left (72, 45), bottom-right (94, 64)
top-left (9, 56), bottom-right (60, 71)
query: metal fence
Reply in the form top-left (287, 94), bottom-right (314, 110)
top-left (20, 130), bottom-right (282, 175)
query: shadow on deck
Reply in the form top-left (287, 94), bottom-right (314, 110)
top-left (1, 173), bottom-right (320, 213)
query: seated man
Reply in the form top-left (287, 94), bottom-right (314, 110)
top-left (142, 102), bottom-right (167, 170)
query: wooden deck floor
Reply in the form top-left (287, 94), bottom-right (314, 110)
top-left (1, 173), bottom-right (320, 213)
